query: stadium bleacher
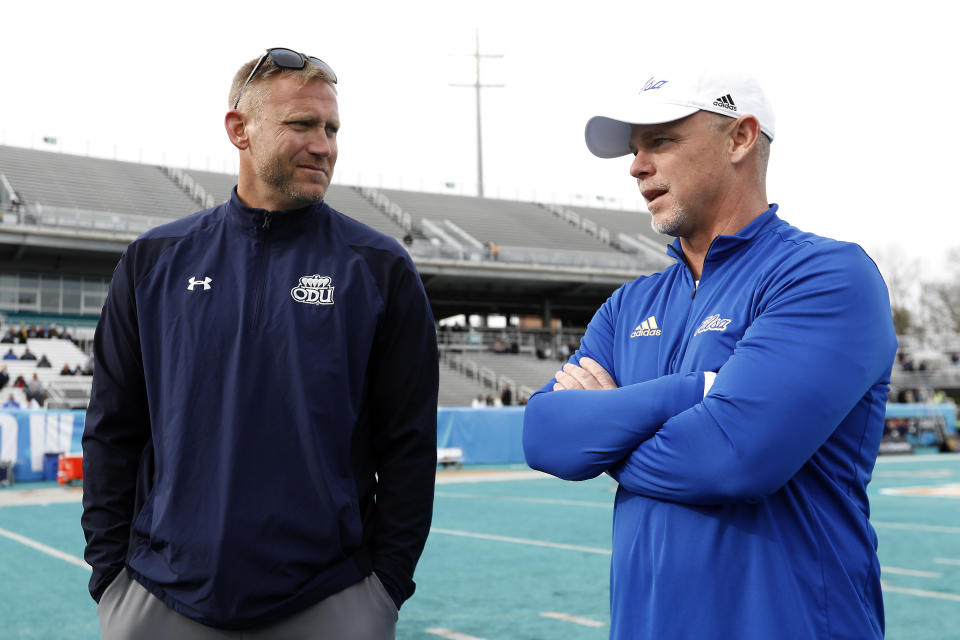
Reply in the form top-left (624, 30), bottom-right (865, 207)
top-left (0, 145), bottom-right (198, 221)
top-left (0, 338), bottom-right (91, 409)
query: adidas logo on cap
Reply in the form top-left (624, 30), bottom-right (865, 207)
top-left (713, 94), bottom-right (737, 112)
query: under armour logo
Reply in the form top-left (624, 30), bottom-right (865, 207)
top-left (187, 276), bottom-right (212, 291)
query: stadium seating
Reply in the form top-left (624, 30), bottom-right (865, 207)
top-left (0, 338), bottom-right (91, 409)
top-left (0, 145), bottom-right (198, 221)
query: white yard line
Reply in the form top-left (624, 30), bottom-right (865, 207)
top-left (881, 582), bottom-right (960, 603)
top-left (431, 528), bottom-right (611, 555)
top-left (934, 557), bottom-right (960, 566)
top-left (540, 611), bottom-right (605, 628)
top-left (425, 628), bottom-right (487, 640)
top-left (881, 566), bottom-right (941, 578)
top-left (0, 526), bottom-right (90, 571)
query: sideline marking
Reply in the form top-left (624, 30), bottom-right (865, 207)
top-left (0, 526), bottom-right (90, 571)
top-left (881, 566), bottom-right (941, 578)
top-left (878, 483), bottom-right (960, 498)
top-left (0, 487), bottom-right (83, 508)
top-left (873, 469), bottom-right (952, 478)
top-left (431, 528), bottom-right (611, 555)
top-left (435, 492), bottom-right (611, 508)
top-left (436, 470), bottom-right (552, 485)
top-left (540, 611), bottom-right (605, 628)
top-left (872, 521), bottom-right (960, 535)
top-left (875, 454), bottom-right (960, 465)
top-left (881, 582), bottom-right (960, 603)
top-left (425, 628), bottom-right (486, 640)
top-left (934, 557), bottom-right (960, 566)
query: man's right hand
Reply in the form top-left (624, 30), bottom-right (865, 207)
top-left (553, 357), bottom-right (617, 391)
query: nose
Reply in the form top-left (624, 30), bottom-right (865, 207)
top-left (306, 131), bottom-right (332, 158)
top-left (629, 151), bottom-right (653, 180)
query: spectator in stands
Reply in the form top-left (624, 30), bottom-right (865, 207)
top-left (27, 325), bottom-right (38, 339)
top-left (1, 328), bottom-right (16, 344)
top-left (46, 325), bottom-right (59, 338)
top-left (951, 352), bottom-right (960, 367)
top-left (25, 373), bottom-right (45, 406)
top-left (83, 48), bottom-right (437, 640)
top-left (60, 363), bottom-right (75, 376)
top-left (19, 348), bottom-right (36, 361)
top-left (73, 364), bottom-right (85, 376)
top-left (26, 396), bottom-right (41, 410)
top-left (471, 393), bottom-right (485, 408)
top-left (59, 327), bottom-right (73, 342)
top-left (500, 385), bottom-right (513, 407)
top-left (523, 70), bottom-right (895, 640)
top-left (2, 394), bottom-right (19, 409)
top-left (0, 365), bottom-right (8, 391)
top-left (36, 354), bottom-right (52, 368)
top-left (13, 375), bottom-right (25, 388)
top-left (2, 348), bottom-right (16, 360)
top-left (485, 394), bottom-right (500, 407)
top-left (403, 231), bottom-right (413, 246)
top-left (81, 355), bottom-right (93, 375)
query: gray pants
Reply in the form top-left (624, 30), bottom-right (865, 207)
top-left (98, 570), bottom-right (398, 640)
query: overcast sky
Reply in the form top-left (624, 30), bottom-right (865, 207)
top-left (2, 0), bottom-right (957, 281)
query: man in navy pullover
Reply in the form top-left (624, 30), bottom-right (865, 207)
top-left (82, 49), bottom-right (438, 639)
top-left (523, 71), bottom-right (896, 639)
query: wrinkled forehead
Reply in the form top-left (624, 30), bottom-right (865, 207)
top-left (261, 75), bottom-right (339, 113)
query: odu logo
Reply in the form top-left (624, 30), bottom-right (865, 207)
top-left (291, 274), bottom-right (335, 306)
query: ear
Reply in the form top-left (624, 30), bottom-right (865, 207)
top-left (729, 115), bottom-right (761, 165)
top-left (225, 109), bottom-right (250, 151)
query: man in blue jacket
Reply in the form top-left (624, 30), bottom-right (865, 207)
top-left (82, 48), bottom-right (438, 639)
top-left (523, 70), bottom-right (896, 639)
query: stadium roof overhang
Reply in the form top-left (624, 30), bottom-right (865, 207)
top-left (415, 257), bottom-right (645, 325)
top-left (0, 227), bottom-right (648, 326)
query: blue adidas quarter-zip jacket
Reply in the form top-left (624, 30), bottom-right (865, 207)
top-left (523, 206), bottom-right (896, 639)
top-left (82, 189), bottom-right (438, 629)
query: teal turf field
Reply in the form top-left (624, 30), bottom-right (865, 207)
top-left (2, 455), bottom-right (959, 639)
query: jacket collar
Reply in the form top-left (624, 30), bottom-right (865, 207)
top-left (668, 204), bottom-right (782, 264)
top-left (226, 187), bottom-right (323, 239)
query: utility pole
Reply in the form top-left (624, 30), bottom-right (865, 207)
top-left (450, 29), bottom-right (503, 198)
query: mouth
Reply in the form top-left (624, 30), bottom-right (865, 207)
top-left (297, 165), bottom-right (327, 176)
top-left (641, 188), bottom-right (668, 207)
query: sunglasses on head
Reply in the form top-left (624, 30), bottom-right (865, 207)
top-left (233, 48), bottom-right (338, 110)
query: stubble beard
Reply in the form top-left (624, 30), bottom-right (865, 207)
top-left (257, 155), bottom-right (329, 208)
top-left (650, 201), bottom-right (688, 237)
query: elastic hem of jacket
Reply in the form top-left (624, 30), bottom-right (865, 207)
top-left (125, 548), bottom-right (373, 630)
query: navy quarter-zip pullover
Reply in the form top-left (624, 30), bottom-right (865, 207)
top-left (82, 189), bottom-right (438, 629)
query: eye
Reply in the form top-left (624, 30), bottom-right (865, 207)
top-left (325, 125), bottom-right (338, 137)
top-left (650, 137), bottom-right (670, 147)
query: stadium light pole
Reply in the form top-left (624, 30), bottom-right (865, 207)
top-left (450, 29), bottom-right (503, 198)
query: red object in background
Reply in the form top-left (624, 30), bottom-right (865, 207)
top-left (57, 454), bottom-right (83, 485)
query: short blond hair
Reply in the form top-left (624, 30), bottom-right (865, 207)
top-left (228, 54), bottom-right (337, 114)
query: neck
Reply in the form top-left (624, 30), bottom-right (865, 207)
top-left (678, 190), bottom-right (768, 280)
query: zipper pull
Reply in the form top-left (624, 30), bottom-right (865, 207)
top-left (261, 213), bottom-right (272, 231)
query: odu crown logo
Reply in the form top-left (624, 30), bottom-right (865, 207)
top-left (291, 274), bottom-right (335, 306)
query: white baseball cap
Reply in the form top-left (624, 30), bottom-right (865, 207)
top-left (585, 70), bottom-right (775, 158)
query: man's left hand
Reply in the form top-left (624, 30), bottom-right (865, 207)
top-left (553, 357), bottom-right (617, 391)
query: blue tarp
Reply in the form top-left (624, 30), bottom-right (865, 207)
top-left (0, 410), bottom-right (85, 482)
top-left (5, 403), bottom-right (951, 482)
top-left (437, 407), bottom-right (526, 464)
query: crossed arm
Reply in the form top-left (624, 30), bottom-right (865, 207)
top-left (522, 245), bottom-right (898, 504)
